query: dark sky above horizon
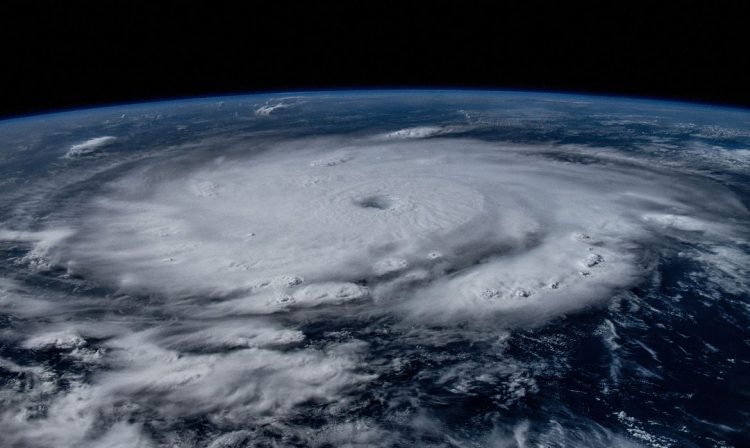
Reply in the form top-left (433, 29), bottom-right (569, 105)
top-left (2, 3), bottom-right (748, 118)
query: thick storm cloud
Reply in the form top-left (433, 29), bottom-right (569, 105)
top-left (46, 137), bottom-right (747, 324)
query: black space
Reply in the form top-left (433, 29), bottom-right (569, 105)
top-left (2, 3), bottom-right (748, 118)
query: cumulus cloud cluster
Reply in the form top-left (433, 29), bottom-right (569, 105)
top-left (1, 132), bottom-right (748, 446)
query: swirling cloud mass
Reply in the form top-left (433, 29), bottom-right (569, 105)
top-left (52, 138), bottom-right (745, 323)
top-left (0, 93), bottom-right (748, 447)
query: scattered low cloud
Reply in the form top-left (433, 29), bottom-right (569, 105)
top-left (254, 98), bottom-right (305, 116)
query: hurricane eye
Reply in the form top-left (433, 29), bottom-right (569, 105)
top-left (355, 195), bottom-right (393, 210)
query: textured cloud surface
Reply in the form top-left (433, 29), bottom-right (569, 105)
top-left (50, 137), bottom-right (746, 325)
top-left (64, 136), bottom-right (117, 158)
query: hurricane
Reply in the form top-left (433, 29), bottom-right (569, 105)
top-left (0, 91), bottom-right (748, 447)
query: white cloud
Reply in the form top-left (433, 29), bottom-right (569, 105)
top-left (254, 103), bottom-right (289, 116)
top-left (64, 136), bottom-right (117, 158)
top-left (1, 324), bottom-right (373, 447)
top-left (0, 228), bottom-right (74, 271)
top-left (378, 124), bottom-right (474, 139)
top-left (254, 98), bottom-right (305, 116)
top-left (381, 126), bottom-right (447, 138)
top-left (37, 137), bottom-right (748, 324)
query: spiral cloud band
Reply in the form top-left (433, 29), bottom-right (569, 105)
top-left (52, 137), bottom-right (744, 325)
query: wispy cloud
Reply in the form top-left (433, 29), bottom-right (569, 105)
top-left (64, 136), bottom-right (117, 158)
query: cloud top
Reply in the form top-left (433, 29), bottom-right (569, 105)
top-left (64, 136), bottom-right (117, 158)
top-left (42, 137), bottom-right (748, 325)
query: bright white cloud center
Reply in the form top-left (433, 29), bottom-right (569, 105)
top-left (47, 137), bottom-right (745, 323)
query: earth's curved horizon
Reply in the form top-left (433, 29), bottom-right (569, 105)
top-left (5, 89), bottom-right (750, 124)
top-left (0, 90), bottom-right (748, 447)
